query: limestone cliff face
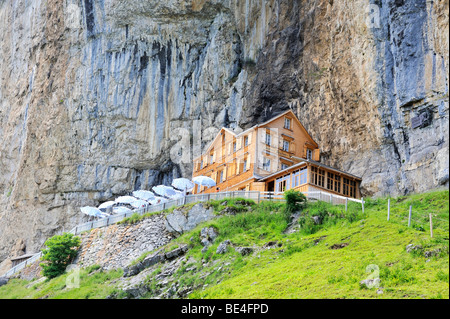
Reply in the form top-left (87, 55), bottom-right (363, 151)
top-left (0, 0), bottom-right (448, 263)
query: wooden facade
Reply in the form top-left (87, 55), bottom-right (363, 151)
top-left (192, 110), bottom-right (362, 199)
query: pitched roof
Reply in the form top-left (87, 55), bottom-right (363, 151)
top-left (258, 109), bottom-right (318, 148)
top-left (193, 109), bottom-right (318, 160)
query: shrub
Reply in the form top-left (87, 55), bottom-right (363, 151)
top-left (40, 233), bottom-right (81, 279)
top-left (284, 190), bottom-right (307, 215)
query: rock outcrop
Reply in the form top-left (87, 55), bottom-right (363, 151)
top-left (0, 0), bottom-right (448, 264)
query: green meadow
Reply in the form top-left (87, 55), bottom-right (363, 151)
top-left (0, 189), bottom-right (448, 299)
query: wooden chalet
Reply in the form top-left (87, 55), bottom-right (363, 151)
top-left (192, 110), bottom-right (361, 199)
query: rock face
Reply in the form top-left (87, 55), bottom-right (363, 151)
top-left (0, 1), bottom-right (448, 263)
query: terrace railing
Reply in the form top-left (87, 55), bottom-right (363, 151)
top-left (1, 190), bottom-right (362, 278)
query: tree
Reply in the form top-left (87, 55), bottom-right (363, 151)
top-left (40, 233), bottom-right (81, 279)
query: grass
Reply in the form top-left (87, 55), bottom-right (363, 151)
top-left (1, 189), bottom-right (448, 299)
top-left (189, 190), bottom-right (448, 299)
top-left (0, 265), bottom-right (123, 299)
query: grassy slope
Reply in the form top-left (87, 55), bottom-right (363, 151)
top-left (0, 189), bottom-right (448, 299)
top-left (190, 190), bottom-right (449, 299)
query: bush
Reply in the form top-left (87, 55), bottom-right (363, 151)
top-left (40, 233), bottom-right (81, 279)
top-left (284, 190), bottom-right (307, 216)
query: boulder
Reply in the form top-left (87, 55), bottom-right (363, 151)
top-left (200, 226), bottom-right (218, 247)
top-left (0, 277), bottom-right (9, 287)
top-left (165, 203), bottom-right (214, 235)
top-left (216, 240), bottom-right (231, 254)
top-left (406, 244), bottom-right (423, 253)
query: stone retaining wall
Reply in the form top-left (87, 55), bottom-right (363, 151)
top-left (74, 203), bottom-right (215, 271)
top-left (74, 214), bottom-right (174, 270)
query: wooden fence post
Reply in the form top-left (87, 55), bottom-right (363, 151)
top-left (387, 198), bottom-right (390, 221)
top-left (408, 205), bottom-right (412, 227)
top-left (429, 213), bottom-right (433, 238)
top-left (361, 197), bottom-right (364, 213)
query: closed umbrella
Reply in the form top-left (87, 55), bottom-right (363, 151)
top-left (132, 190), bottom-right (156, 201)
top-left (193, 176), bottom-right (216, 190)
top-left (172, 178), bottom-right (195, 192)
top-left (152, 185), bottom-right (177, 198)
top-left (115, 196), bottom-right (138, 204)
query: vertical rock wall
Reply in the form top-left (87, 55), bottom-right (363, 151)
top-left (0, 0), bottom-right (448, 264)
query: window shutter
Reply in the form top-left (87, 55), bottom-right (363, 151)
top-left (237, 137), bottom-right (242, 150)
top-left (314, 149), bottom-right (320, 161)
top-left (246, 155), bottom-right (251, 170)
top-left (223, 166), bottom-right (227, 180)
top-left (228, 142), bottom-right (232, 155)
top-left (257, 156), bottom-right (263, 169)
top-left (236, 159), bottom-right (240, 175)
top-left (212, 150), bottom-right (216, 163)
top-left (247, 133), bottom-right (252, 145)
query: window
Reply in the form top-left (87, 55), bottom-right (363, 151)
top-left (293, 170), bottom-right (300, 187)
top-left (299, 167), bottom-right (307, 185)
top-left (263, 157), bottom-right (271, 171)
top-left (210, 151), bottom-right (214, 164)
top-left (343, 178), bottom-right (349, 196)
top-left (281, 163), bottom-right (289, 170)
top-left (243, 158), bottom-right (248, 172)
top-left (343, 178), bottom-right (356, 197)
top-left (283, 140), bottom-right (290, 152)
top-left (334, 176), bottom-right (341, 193)
top-left (327, 172), bottom-right (334, 191)
top-left (233, 142), bottom-right (237, 153)
top-left (218, 170), bottom-right (224, 184)
top-left (311, 167), bottom-right (325, 187)
top-left (307, 149), bottom-right (313, 160)
top-left (284, 117), bottom-right (291, 130)
top-left (200, 159), bottom-right (204, 169)
top-left (265, 133), bottom-right (271, 146)
top-left (276, 174), bottom-right (291, 192)
top-left (244, 136), bottom-right (249, 147)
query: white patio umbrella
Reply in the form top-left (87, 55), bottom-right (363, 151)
top-left (192, 176), bottom-right (216, 190)
top-left (132, 190), bottom-right (156, 201)
top-left (148, 196), bottom-right (169, 205)
top-left (112, 206), bottom-right (133, 215)
top-left (172, 178), bottom-right (195, 192)
top-left (168, 190), bottom-right (185, 199)
top-left (130, 199), bottom-right (149, 209)
top-left (98, 201), bottom-right (116, 210)
top-left (115, 196), bottom-right (138, 205)
top-left (152, 185), bottom-right (177, 198)
top-left (80, 206), bottom-right (103, 218)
